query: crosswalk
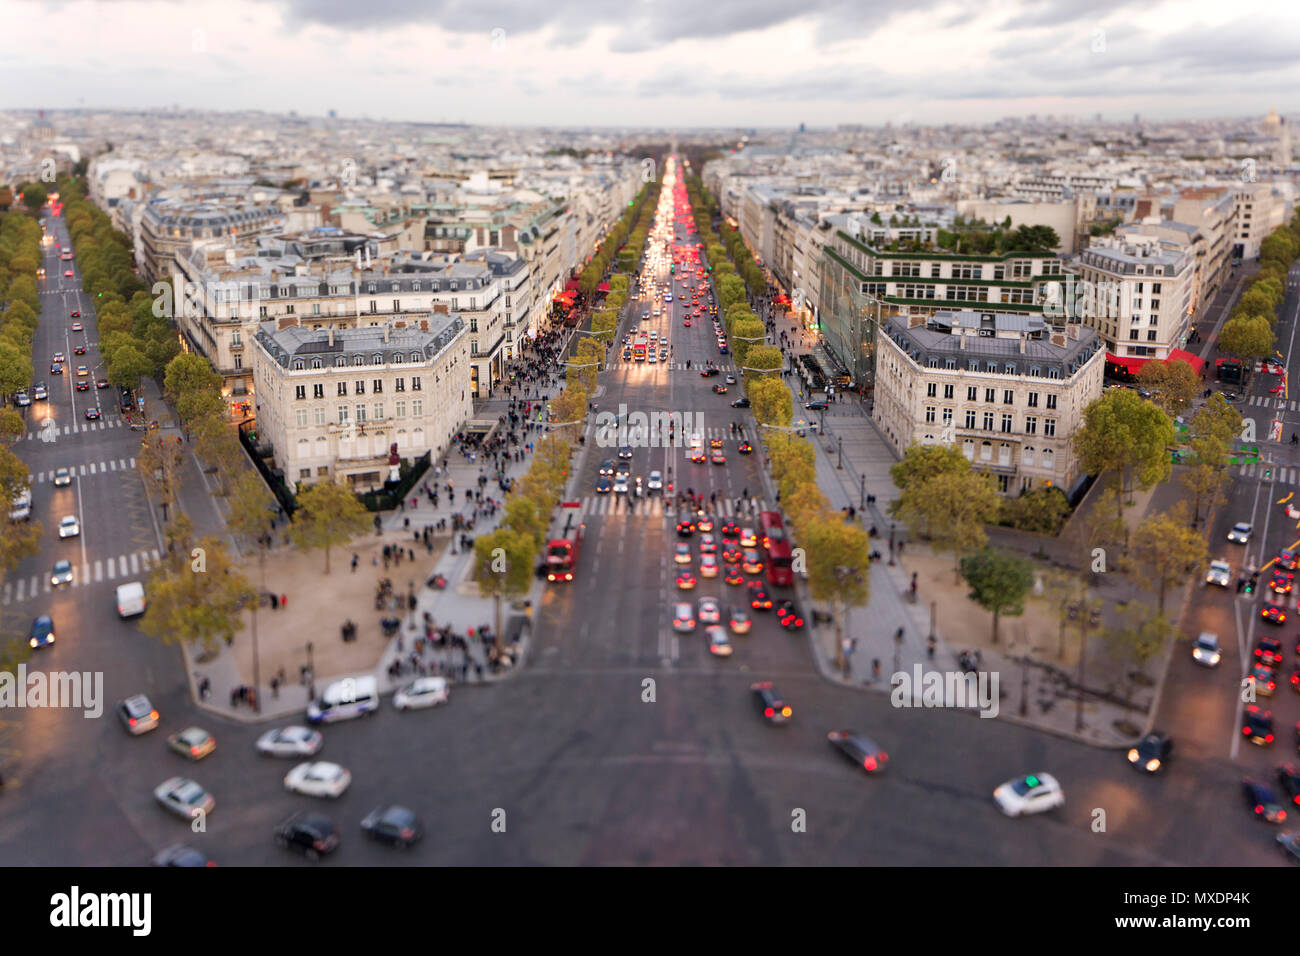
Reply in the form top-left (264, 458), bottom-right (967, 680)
top-left (1244, 395), bottom-right (1299, 410)
top-left (606, 361), bottom-right (736, 372)
top-left (596, 427), bottom-right (752, 443)
top-left (579, 494), bottom-right (768, 517)
top-left (1236, 463), bottom-right (1300, 482)
top-left (17, 417), bottom-right (127, 441)
top-left (2, 549), bottom-right (161, 605)
top-left (32, 457), bottom-right (136, 483)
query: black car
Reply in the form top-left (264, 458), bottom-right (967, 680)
top-left (1277, 764), bottom-right (1300, 807)
top-left (804, 401), bottom-right (829, 411)
top-left (1126, 732), bottom-right (1172, 773)
top-left (1243, 705), bottom-right (1275, 745)
top-left (827, 730), bottom-right (889, 773)
top-left (275, 811), bottom-right (341, 860)
top-left (751, 682), bottom-right (792, 724)
top-left (700, 367), bottom-right (719, 378)
top-left (595, 476), bottom-right (613, 494)
top-left (1256, 637), bottom-right (1284, 666)
top-left (675, 519), bottom-right (696, 537)
top-left (1279, 549), bottom-right (1300, 572)
top-left (775, 600), bottom-right (804, 630)
top-left (1244, 778), bottom-right (1288, 823)
top-left (598, 459), bottom-right (614, 477)
top-left (360, 805), bottom-right (423, 848)
top-left (152, 844), bottom-right (213, 867)
top-left (617, 445), bottom-right (633, 460)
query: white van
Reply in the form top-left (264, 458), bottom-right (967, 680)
top-left (116, 581), bottom-right (146, 618)
top-left (306, 675), bottom-right (379, 724)
top-left (9, 489), bottom-right (31, 522)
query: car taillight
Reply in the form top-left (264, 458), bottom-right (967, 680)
top-left (401, 828), bottom-right (415, 839)
top-left (314, 840), bottom-right (327, 850)
top-left (764, 707), bottom-right (774, 717)
top-left (781, 706), bottom-right (792, 717)
top-left (150, 711), bottom-right (158, 720)
top-left (864, 757), bottom-right (877, 771)
top-left (191, 746), bottom-right (200, 755)
top-left (1256, 804), bottom-right (1265, 814)
top-left (1281, 810), bottom-right (1289, 820)
top-left (1267, 734), bottom-right (1275, 742)
top-left (128, 717), bottom-right (137, 725)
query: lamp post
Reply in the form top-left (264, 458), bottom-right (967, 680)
top-left (837, 434), bottom-right (843, 470)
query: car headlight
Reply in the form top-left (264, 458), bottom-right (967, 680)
top-left (1145, 759), bottom-right (1160, 772)
top-left (1127, 748), bottom-right (1139, 762)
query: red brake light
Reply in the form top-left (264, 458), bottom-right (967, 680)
top-left (863, 757), bottom-right (877, 771)
top-left (1255, 804), bottom-right (1264, 814)
top-left (128, 717), bottom-right (136, 725)
top-left (191, 746), bottom-right (200, 755)
top-left (401, 828), bottom-right (415, 839)
top-left (1281, 810), bottom-right (1288, 820)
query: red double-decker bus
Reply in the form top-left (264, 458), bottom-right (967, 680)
top-left (759, 511), bottom-right (794, 587)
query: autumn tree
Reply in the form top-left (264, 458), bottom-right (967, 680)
top-left (288, 479), bottom-right (370, 574)
top-left (1072, 387), bottom-right (1173, 525)
top-left (139, 537), bottom-right (254, 655)
top-left (1135, 358), bottom-right (1199, 416)
top-left (1125, 502), bottom-right (1207, 615)
top-left (895, 468), bottom-right (1000, 575)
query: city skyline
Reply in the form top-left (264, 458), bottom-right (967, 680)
top-left (5, 0), bottom-right (1299, 126)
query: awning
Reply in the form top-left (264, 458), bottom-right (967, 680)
top-left (564, 279), bottom-right (580, 291)
top-left (1165, 349), bottom-right (1204, 374)
top-left (1105, 353), bottom-right (1148, 374)
top-left (553, 292), bottom-right (574, 303)
top-left (596, 281), bottom-right (610, 292)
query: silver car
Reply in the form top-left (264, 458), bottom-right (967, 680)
top-left (1228, 522), bottom-right (1253, 544)
top-left (1205, 559), bottom-right (1231, 588)
top-left (1192, 631), bottom-right (1221, 667)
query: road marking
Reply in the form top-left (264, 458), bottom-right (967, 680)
top-left (129, 553), bottom-right (139, 575)
top-left (93, 560), bottom-right (102, 582)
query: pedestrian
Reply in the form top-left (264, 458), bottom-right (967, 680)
top-left (897, 540), bottom-right (905, 555)
top-left (351, 553), bottom-right (358, 573)
top-left (270, 676), bottom-right (280, 698)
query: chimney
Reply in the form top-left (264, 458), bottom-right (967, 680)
top-left (432, 303), bottom-right (449, 316)
top-left (328, 327), bottom-right (335, 346)
top-left (278, 316), bottom-right (297, 331)
top-left (1050, 332), bottom-right (1066, 347)
top-left (1018, 335), bottom-right (1026, 354)
top-left (271, 269), bottom-right (280, 283)
top-left (420, 319), bottom-right (429, 332)
top-left (384, 323), bottom-right (390, 343)
top-left (958, 329), bottom-right (966, 349)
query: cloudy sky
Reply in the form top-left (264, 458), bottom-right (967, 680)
top-left (5, 0), bottom-right (1299, 126)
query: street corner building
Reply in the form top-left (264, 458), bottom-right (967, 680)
top-left (873, 309), bottom-right (1104, 498)
top-left (251, 310), bottom-right (472, 494)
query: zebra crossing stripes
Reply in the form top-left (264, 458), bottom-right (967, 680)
top-left (20, 418), bottom-right (126, 441)
top-left (1234, 463), bottom-right (1300, 483)
top-left (1, 549), bottom-right (161, 605)
top-left (579, 494), bottom-right (768, 517)
top-left (33, 458), bottom-right (136, 482)
top-left (1244, 395), bottom-right (1300, 411)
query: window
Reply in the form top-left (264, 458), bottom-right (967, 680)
top-left (295, 385), bottom-right (306, 401)
top-left (1045, 394), bottom-right (1057, 410)
top-left (925, 406), bottom-right (937, 424)
top-left (943, 384), bottom-right (954, 400)
top-left (1001, 414), bottom-right (1013, 433)
top-left (1044, 419), bottom-right (1056, 437)
top-left (411, 400), bottom-right (423, 417)
top-left (985, 389), bottom-right (995, 403)
top-left (962, 439), bottom-right (975, 460)
top-left (998, 443), bottom-right (1011, 466)
top-left (411, 377), bottom-right (422, 391)
top-left (395, 401), bottom-right (406, 418)
top-left (1048, 368), bottom-right (1060, 379)
top-left (373, 379), bottom-right (383, 394)
top-left (997, 474), bottom-right (1010, 494)
top-left (409, 353), bottom-right (420, 363)
top-left (393, 299), bottom-right (401, 312)
top-left (295, 408), bottom-right (308, 427)
top-left (338, 405), bottom-right (349, 423)
top-left (1003, 389), bottom-right (1014, 404)
top-left (356, 404), bottom-right (367, 422)
top-left (337, 382), bottom-right (348, 396)
top-left (983, 412), bottom-right (994, 430)
top-left (312, 384), bottom-right (324, 399)
top-left (374, 403), bottom-right (384, 420)
top-left (395, 378), bottom-right (405, 392)
top-left (1042, 448), bottom-right (1055, 469)
top-left (393, 353), bottom-right (404, 364)
top-left (369, 300), bottom-right (377, 313)
top-left (355, 380), bottom-right (365, 395)
top-left (1023, 446), bottom-right (1036, 466)
top-left (354, 356), bottom-right (365, 367)
top-left (334, 358), bottom-right (344, 368)
top-left (1025, 416), bottom-right (1037, 434)
top-left (1027, 391), bottom-right (1038, 407)
top-left (292, 360), bottom-right (304, 371)
top-left (942, 408), bottom-right (953, 425)
top-left (967, 386), bottom-right (978, 401)
top-left (1152, 283), bottom-right (1161, 294)
top-left (300, 469), bottom-right (311, 480)
top-left (313, 407), bottom-right (325, 425)
top-left (926, 383), bottom-right (937, 398)
top-left (1147, 330), bottom-right (1157, 341)
top-left (980, 441), bottom-right (993, 461)
top-left (965, 410), bottom-right (977, 428)
top-left (259, 305), bottom-right (268, 318)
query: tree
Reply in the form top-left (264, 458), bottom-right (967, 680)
top-left (106, 344), bottom-right (153, 393)
top-left (1125, 502), bottom-right (1207, 615)
top-left (139, 537), bottom-right (254, 655)
top-left (1072, 388), bottom-right (1173, 522)
top-left (226, 470), bottom-right (274, 550)
top-left (888, 443), bottom-right (970, 503)
top-left (895, 469), bottom-right (1000, 573)
top-left (999, 485), bottom-right (1070, 534)
top-left (19, 182), bottom-right (47, 211)
top-left (137, 433), bottom-right (184, 520)
top-left (960, 547), bottom-right (1034, 644)
top-left (1136, 359), bottom-right (1199, 416)
top-left (191, 412), bottom-right (241, 491)
top-left (473, 528), bottom-right (536, 651)
top-left (1190, 392), bottom-right (1242, 447)
top-left (1103, 607), bottom-right (1175, 705)
top-left (0, 343), bottom-right (32, 401)
top-left (1216, 314), bottom-right (1274, 370)
top-left (1180, 435), bottom-right (1230, 523)
top-left (803, 516), bottom-right (871, 672)
top-left (740, 345), bottom-right (782, 395)
top-left (287, 479), bottom-right (370, 574)
top-left (749, 375), bottom-right (792, 427)
top-left (164, 352), bottom-right (222, 410)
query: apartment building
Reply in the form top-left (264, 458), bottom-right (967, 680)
top-left (139, 198), bottom-right (283, 284)
top-left (818, 228), bottom-right (1068, 389)
top-left (1233, 182), bottom-right (1293, 260)
top-left (251, 311), bottom-right (471, 493)
top-left (955, 198), bottom-right (1081, 253)
top-left (1067, 235), bottom-right (1195, 369)
top-left (873, 310), bottom-right (1104, 497)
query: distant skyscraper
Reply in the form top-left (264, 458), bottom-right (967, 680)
top-left (328, 109), bottom-right (337, 119)
top-left (799, 122), bottom-right (805, 133)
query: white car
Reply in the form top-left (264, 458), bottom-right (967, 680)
top-left (1191, 631), bottom-right (1222, 667)
top-left (52, 467), bottom-right (71, 487)
top-left (393, 676), bottom-right (449, 711)
top-left (284, 761), bottom-right (352, 798)
top-left (154, 777), bottom-right (214, 820)
top-left (647, 470), bottom-right (663, 491)
top-left (613, 475), bottom-right (630, 494)
top-left (705, 625), bottom-right (733, 657)
top-left (58, 515), bottom-right (80, 538)
top-left (1227, 522), bottom-right (1253, 544)
top-left (672, 601), bottom-right (696, 632)
top-left (1205, 559), bottom-right (1231, 587)
top-left (673, 543), bottom-right (692, 565)
top-left (256, 725), bottom-right (323, 757)
top-left (993, 772), bottom-right (1064, 817)
top-left (697, 597), bottom-right (721, 624)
